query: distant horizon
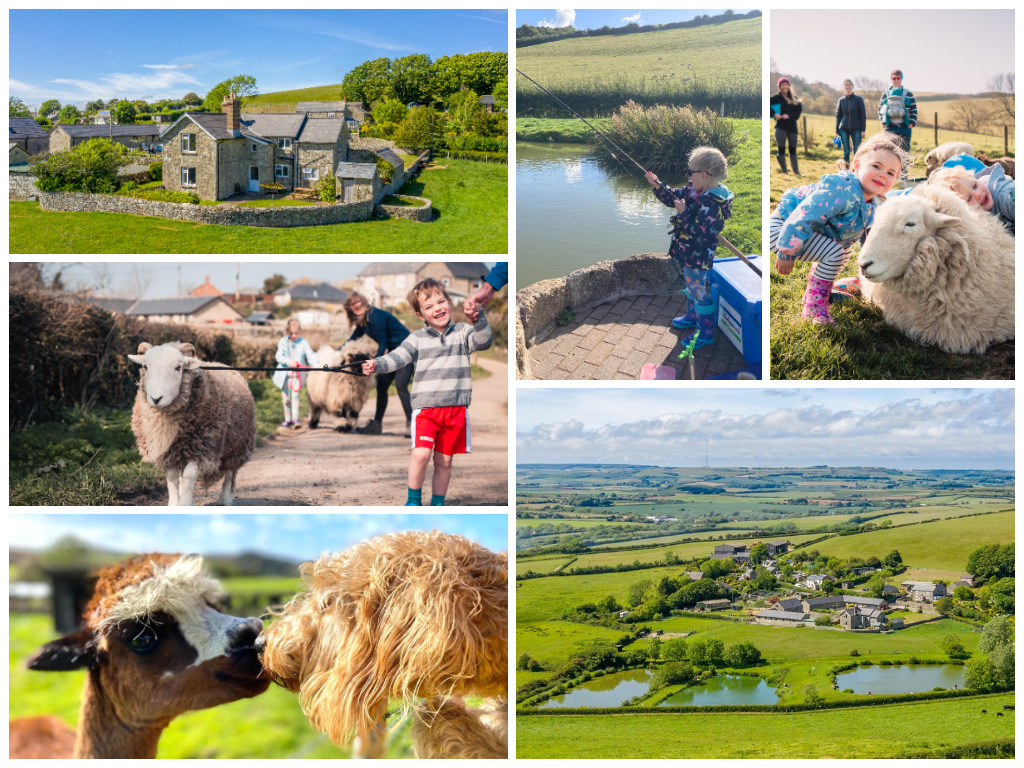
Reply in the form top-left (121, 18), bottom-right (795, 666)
top-left (517, 462), bottom-right (1014, 472)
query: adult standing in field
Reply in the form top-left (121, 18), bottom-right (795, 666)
top-left (878, 69), bottom-right (917, 151)
top-left (770, 77), bottom-right (803, 176)
top-left (344, 292), bottom-right (413, 437)
top-left (835, 79), bottom-right (866, 167)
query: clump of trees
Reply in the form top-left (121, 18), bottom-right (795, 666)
top-left (964, 616), bottom-right (1013, 692)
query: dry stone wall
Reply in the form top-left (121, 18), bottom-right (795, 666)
top-left (9, 172), bottom-right (40, 201)
top-left (377, 195), bottom-right (432, 222)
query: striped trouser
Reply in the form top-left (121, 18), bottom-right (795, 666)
top-left (769, 214), bottom-right (852, 282)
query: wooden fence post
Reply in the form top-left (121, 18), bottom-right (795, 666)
top-left (934, 114), bottom-right (938, 147)
top-left (802, 117), bottom-right (808, 152)
top-left (1005, 126), bottom-right (1009, 156)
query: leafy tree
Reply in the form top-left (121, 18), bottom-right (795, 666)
top-left (372, 98), bottom-right (408, 126)
top-left (112, 101), bottom-right (137, 125)
top-left (10, 96), bottom-right (31, 117)
top-left (620, 647), bottom-right (648, 667)
top-left (934, 597), bottom-right (954, 616)
top-left (517, 653), bottom-right (541, 671)
top-left (662, 638), bottom-right (688, 662)
top-left (989, 644), bottom-right (1014, 690)
top-left (966, 544), bottom-right (1014, 583)
top-left (687, 637), bottom-right (724, 668)
top-left (390, 53), bottom-right (435, 105)
top-left (748, 543), bottom-right (768, 565)
top-left (395, 105), bottom-right (445, 151)
top-left (342, 58), bottom-right (392, 104)
top-left (803, 684), bottom-right (825, 707)
top-left (723, 641), bottom-right (762, 668)
top-left (648, 637), bottom-right (662, 661)
top-left (953, 585), bottom-right (974, 601)
top-left (599, 595), bottom-right (620, 613)
top-left (752, 567), bottom-right (777, 591)
top-left (85, 99), bottom-right (106, 113)
top-left (203, 74), bottom-right (258, 112)
top-left (492, 76), bottom-right (508, 111)
top-left (652, 661), bottom-right (695, 687)
top-left (669, 577), bottom-right (728, 610)
top-left (978, 615), bottom-right (1014, 654)
top-left (577, 641), bottom-right (618, 671)
top-left (181, 92), bottom-right (202, 105)
top-left (34, 116), bottom-right (52, 127)
top-left (627, 578), bottom-right (652, 608)
top-left (317, 172), bottom-right (337, 203)
top-left (865, 573), bottom-right (886, 599)
top-left (58, 104), bottom-right (81, 123)
top-left (699, 558), bottom-right (734, 579)
top-left (882, 549), bottom-right (903, 569)
top-left (655, 575), bottom-right (676, 596)
top-left (964, 654), bottom-right (999, 692)
top-left (38, 99), bottom-right (61, 118)
top-left (34, 138), bottom-right (127, 193)
top-left (941, 634), bottom-right (969, 660)
top-left (262, 273), bottom-right (288, 294)
top-left (446, 87), bottom-right (485, 135)
top-left (989, 578), bottom-right (1014, 614)
top-left (429, 52), bottom-right (508, 99)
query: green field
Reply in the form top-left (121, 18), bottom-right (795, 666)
top-left (9, 159), bottom-right (507, 254)
top-left (517, 694), bottom-right (1014, 758)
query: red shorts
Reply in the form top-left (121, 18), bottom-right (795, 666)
top-left (411, 406), bottom-right (470, 455)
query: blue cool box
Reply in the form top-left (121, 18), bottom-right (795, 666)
top-left (709, 254), bottom-right (762, 365)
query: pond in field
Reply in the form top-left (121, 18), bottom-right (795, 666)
top-left (836, 664), bottom-right (966, 695)
top-left (537, 669), bottom-right (654, 709)
top-left (515, 141), bottom-right (674, 289)
top-left (658, 674), bottom-right (780, 707)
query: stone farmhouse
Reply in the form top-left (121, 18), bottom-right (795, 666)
top-left (9, 118), bottom-right (50, 155)
top-left (355, 262), bottom-right (490, 306)
top-left (901, 581), bottom-right (947, 603)
top-left (49, 124), bottom-right (160, 153)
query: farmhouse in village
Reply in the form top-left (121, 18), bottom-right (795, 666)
top-left (355, 262), bottom-right (490, 306)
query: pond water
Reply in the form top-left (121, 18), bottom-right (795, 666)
top-left (659, 674), bottom-right (780, 707)
top-left (537, 668), bottom-right (654, 709)
top-left (515, 141), bottom-right (677, 289)
top-left (836, 664), bottom-right (966, 695)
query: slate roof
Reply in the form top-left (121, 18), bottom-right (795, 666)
top-left (297, 118), bottom-right (345, 143)
top-left (55, 124), bottom-right (160, 138)
top-left (166, 112), bottom-right (270, 143)
top-left (241, 113), bottom-right (305, 139)
top-left (275, 283), bottom-right (348, 302)
top-left (127, 297), bottom-right (234, 316)
top-left (81, 297), bottom-right (138, 314)
top-left (296, 101), bottom-right (347, 113)
top-left (775, 597), bottom-right (803, 611)
top-left (445, 262), bottom-right (489, 279)
top-left (375, 147), bottom-right (403, 168)
top-left (358, 262), bottom-right (424, 276)
top-left (757, 609), bottom-right (807, 621)
top-left (10, 118), bottom-right (49, 140)
top-left (843, 595), bottom-right (886, 607)
top-left (335, 162), bottom-right (377, 180)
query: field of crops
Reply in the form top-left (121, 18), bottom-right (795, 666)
top-left (516, 17), bottom-right (760, 118)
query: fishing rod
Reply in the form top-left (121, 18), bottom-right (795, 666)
top-left (199, 362), bottom-right (366, 377)
top-left (516, 69), bottom-right (761, 278)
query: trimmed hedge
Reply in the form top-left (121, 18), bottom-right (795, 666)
top-left (440, 149), bottom-right (508, 163)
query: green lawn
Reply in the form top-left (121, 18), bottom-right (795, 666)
top-left (517, 694), bottom-right (1014, 758)
top-left (9, 159), bottom-right (507, 254)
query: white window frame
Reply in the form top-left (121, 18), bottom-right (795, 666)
top-left (277, 138), bottom-right (292, 150)
top-left (181, 167), bottom-right (196, 187)
top-left (302, 167), bottom-right (320, 182)
top-left (275, 164), bottom-right (290, 179)
top-left (181, 133), bottom-right (196, 152)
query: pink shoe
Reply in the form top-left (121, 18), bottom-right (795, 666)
top-left (801, 272), bottom-right (835, 325)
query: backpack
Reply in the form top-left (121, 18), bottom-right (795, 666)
top-left (886, 90), bottom-right (906, 125)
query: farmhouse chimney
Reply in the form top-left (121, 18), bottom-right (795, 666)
top-left (222, 91), bottom-right (240, 135)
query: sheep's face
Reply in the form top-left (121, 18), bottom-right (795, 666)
top-left (859, 196), bottom-right (960, 283)
top-left (128, 342), bottom-right (201, 410)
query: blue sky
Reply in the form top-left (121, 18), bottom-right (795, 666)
top-left (10, 514), bottom-right (509, 561)
top-left (772, 10), bottom-right (1014, 93)
top-left (41, 261), bottom-right (494, 300)
top-left (517, 9), bottom-right (757, 30)
top-left (9, 10), bottom-right (508, 108)
top-left (517, 388), bottom-right (1015, 470)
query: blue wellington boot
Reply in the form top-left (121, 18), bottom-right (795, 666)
top-left (671, 287), bottom-right (697, 329)
top-left (681, 301), bottom-right (717, 349)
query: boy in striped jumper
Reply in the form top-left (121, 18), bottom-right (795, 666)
top-left (362, 278), bottom-right (492, 506)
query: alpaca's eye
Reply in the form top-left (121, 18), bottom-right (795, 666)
top-left (129, 628), bottom-right (158, 653)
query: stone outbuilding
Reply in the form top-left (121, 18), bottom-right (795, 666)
top-left (48, 124), bottom-right (160, 153)
top-left (9, 118), bottom-right (51, 155)
top-left (10, 143), bottom-right (31, 166)
top-left (334, 162), bottom-right (379, 203)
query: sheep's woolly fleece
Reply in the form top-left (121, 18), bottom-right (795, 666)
top-left (91, 554), bottom-right (224, 634)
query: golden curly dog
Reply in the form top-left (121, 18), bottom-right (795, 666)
top-left (257, 531), bottom-right (508, 759)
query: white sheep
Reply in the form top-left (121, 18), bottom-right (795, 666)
top-left (924, 142), bottom-right (974, 176)
top-left (306, 336), bottom-right (378, 431)
top-left (128, 342), bottom-right (255, 505)
top-left (858, 185), bottom-right (1014, 354)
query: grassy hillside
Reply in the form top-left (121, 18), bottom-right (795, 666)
top-left (517, 17), bottom-right (760, 118)
top-left (241, 84), bottom-right (346, 113)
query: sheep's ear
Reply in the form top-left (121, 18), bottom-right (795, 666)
top-left (178, 343), bottom-right (197, 358)
top-left (924, 209), bottom-right (960, 230)
top-left (128, 354), bottom-right (145, 366)
top-left (136, 342), bottom-right (152, 355)
top-left (28, 628), bottom-right (99, 671)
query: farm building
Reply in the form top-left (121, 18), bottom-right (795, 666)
top-left (10, 143), bottom-right (31, 166)
top-left (801, 595), bottom-right (845, 612)
top-left (82, 296), bottom-right (245, 323)
top-left (837, 605), bottom-right (890, 630)
top-left (901, 581), bottom-right (947, 603)
top-left (843, 595), bottom-right (888, 609)
top-left (334, 162), bottom-right (379, 203)
top-left (48, 124), bottom-right (160, 153)
top-left (770, 597), bottom-right (803, 612)
top-left (754, 609), bottom-right (808, 626)
top-left (800, 573), bottom-right (834, 590)
top-left (9, 117), bottom-right (50, 155)
top-left (765, 540), bottom-right (790, 556)
top-left (190, 276), bottom-right (225, 297)
top-left (682, 571), bottom-right (704, 581)
top-left (697, 599), bottom-right (731, 612)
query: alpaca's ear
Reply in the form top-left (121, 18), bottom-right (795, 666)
top-left (136, 342), bottom-right (152, 355)
top-left (177, 343), bottom-right (197, 358)
top-left (28, 628), bottom-right (99, 671)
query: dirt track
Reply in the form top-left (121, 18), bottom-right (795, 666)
top-left (156, 357), bottom-right (508, 507)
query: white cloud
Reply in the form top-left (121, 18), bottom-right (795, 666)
top-left (537, 9), bottom-right (576, 28)
top-left (621, 13), bottom-right (643, 24)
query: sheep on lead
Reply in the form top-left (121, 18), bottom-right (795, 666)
top-left (858, 184), bottom-right (1014, 354)
top-left (129, 342), bottom-right (255, 505)
top-left (306, 337), bottom-right (377, 432)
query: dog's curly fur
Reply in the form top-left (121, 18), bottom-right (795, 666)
top-left (258, 531), bottom-right (508, 758)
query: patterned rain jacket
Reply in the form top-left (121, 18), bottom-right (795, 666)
top-left (653, 182), bottom-right (734, 270)
top-left (775, 172), bottom-right (882, 255)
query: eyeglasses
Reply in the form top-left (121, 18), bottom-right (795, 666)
top-left (891, 76), bottom-right (902, 81)
top-left (687, 168), bottom-right (706, 175)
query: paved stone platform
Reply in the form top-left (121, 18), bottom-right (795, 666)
top-left (527, 293), bottom-right (750, 380)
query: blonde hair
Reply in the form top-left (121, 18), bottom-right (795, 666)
top-left (928, 166), bottom-right (974, 198)
top-left (688, 146), bottom-right (728, 181)
top-left (852, 131), bottom-right (912, 174)
top-left (286, 318), bottom-right (301, 333)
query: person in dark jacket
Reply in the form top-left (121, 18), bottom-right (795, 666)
top-left (834, 79), bottom-right (866, 166)
top-left (770, 77), bottom-right (803, 176)
top-left (344, 292), bottom-right (413, 436)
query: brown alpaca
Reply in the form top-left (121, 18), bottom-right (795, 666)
top-left (9, 554), bottom-right (269, 758)
top-left (258, 531), bottom-right (508, 758)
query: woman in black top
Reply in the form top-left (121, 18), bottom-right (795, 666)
top-left (770, 77), bottom-right (803, 176)
top-left (834, 79), bottom-right (867, 166)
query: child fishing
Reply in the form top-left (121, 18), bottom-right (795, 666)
top-left (645, 146), bottom-right (733, 350)
top-left (770, 131), bottom-right (909, 325)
